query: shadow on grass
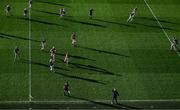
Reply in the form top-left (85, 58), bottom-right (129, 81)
top-left (42, 50), bottom-right (120, 76)
top-left (21, 59), bottom-right (69, 71)
top-left (57, 53), bottom-right (96, 61)
top-left (35, 0), bottom-right (70, 7)
top-left (0, 35), bottom-right (11, 39)
top-left (33, 9), bottom-right (59, 16)
top-left (13, 16), bottom-right (65, 27)
top-left (63, 18), bottom-right (106, 28)
top-left (33, 9), bottom-right (73, 18)
top-left (70, 55), bottom-right (96, 61)
top-left (0, 32), bottom-right (40, 42)
top-left (55, 58), bottom-right (120, 76)
top-left (92, 18), bottom-right (136, 28)
top-left (78, 45), bottom-right (130, 57)
top-left (21, 59), bottom-right (105, 85)
top-left (131, 21), bottom-right (179, 32)
top-left (43, 50), bottom-right (96, 61)
top-left (55, 71), bottom-right (106, 85)
top-left (69, 62), bottom-right (121, 76)
top-left (138, 17), bottom-right (180, 26)
top-left (69, 95), bottom-right (140, 109)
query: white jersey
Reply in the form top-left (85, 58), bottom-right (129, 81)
top-left (130, 8), bottom-right (136, 17)
top-left (29, 0), bottom-right (32, 8)
top-left (29, 0), bottom-right (32, 4)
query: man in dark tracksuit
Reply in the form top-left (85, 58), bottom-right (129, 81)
top-left (111, 88), bottom-right (119, 104)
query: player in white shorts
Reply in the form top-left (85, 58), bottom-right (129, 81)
top-left (40, 39), bottom-right (46, 50)
top-left (50, 46), bottom-right (57, 61)
top-left (23, 8), bottom-right (28, 17)
top-left (5, 5), bottom-right (11, 16)
top-left (127, 7), bottom-right (137, 22)
top-left (29, 0), bottom-right (32, 9)
top-left (71, 32), bottom-right (77, 47)
top-left (59, 8), bottom-right (66, 17)
top-left (170, 37), bottom-right (178, 51)
top-left (64, 52), bottom-right (69, 65)
top-left (14, 46), bottom-right (20, 62)
top-left (49, 58), bottom-right (54, 71)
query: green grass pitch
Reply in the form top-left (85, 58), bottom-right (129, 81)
top-left (0, 0), bottom-right (180, 109)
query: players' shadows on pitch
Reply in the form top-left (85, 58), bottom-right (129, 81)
top-left (78, 45), bottom-right (130, 58)
top-left (55, 71), bottom-right (106, 85)
top-left (15, 16), bottom-right (65, 27)
top-left (33, 9), bottom-right (73, 18)
top-left (0, 33), bottom-right (40, 42)
top-left (57, 53), bottom-right (96, 62)
top-left (35, 0), bottom-right (70, 7)
top-left (68, 96), bottom-right (140, 109)
top-left (21, 59), bottom-right (69, 72)
top-left (131, 20), bottom-right (179, 32)
top-left (92, 18), bottom-right (136, 28)
top-left (21, 59), bottom-right (105, 84)
top-left (69, 62), bottom-right (121, 77)
top-left (55, 57), bottom-right (121, 76)
top-left (32, 9), bottom-right (59, 16)
top-left (138, 17), bottom-right (180, 26)
top-left (0, 35), bottom-right (11, 40)
top-left (63, 18), bottom-right (106, 28)
top-left (43, 50), bottom-right (96, 62)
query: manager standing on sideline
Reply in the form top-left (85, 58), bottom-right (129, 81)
top-left (111, 88), bottom-right (119, 104)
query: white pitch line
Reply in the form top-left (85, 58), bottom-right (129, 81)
top-left (143, 0), bottom-right (180, 57)
top-left (1, 99), bottom-right (180, 104)
top-left (28, 7), bottom-right (32, 102)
